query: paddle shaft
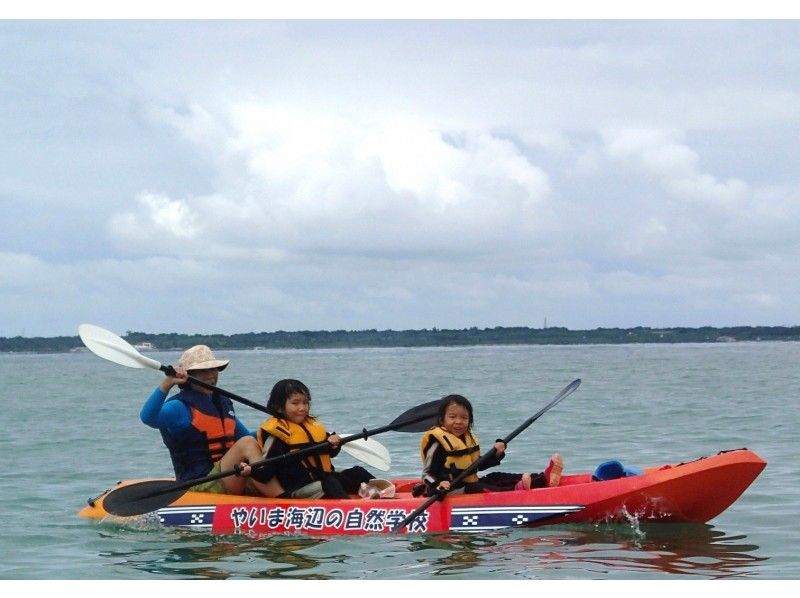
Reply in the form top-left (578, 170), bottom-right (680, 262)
top-left (77, 324), bottom-right (267, 414)
top-left (130, 402), bottom-right (441, 503)
top-left (81, 323), bottom-right (432, 430)
top-left (160, 364), bottom-right (269, 414)
top-left (391, 378), bottom-right (581, 533)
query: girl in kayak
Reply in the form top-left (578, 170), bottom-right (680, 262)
top-left (256, 378), bottom-right (375, 498)
top-left (140, 345), bottom-right (282, 496)
top-left (417, 394), bottom-right (563, 496)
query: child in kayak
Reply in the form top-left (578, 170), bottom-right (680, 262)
top-left (417, 393), bottom-right (563, 496)
top-left (255, 378), bottom-right (375, 498)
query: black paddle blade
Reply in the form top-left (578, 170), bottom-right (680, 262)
top-left (390, 398), bottom-right (442, 432)
top-left (102, 480), bottom-right (188, 517)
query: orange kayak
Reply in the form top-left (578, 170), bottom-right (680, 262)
top-left (78, 448), bottom-right (765, 535)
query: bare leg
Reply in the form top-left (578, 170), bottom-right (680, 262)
top-left (220, 436), bottom-right (284, 497)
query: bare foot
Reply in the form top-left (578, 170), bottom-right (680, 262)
top-left (514, 472), bottom-right (532, 491)
top-left (547, 453), bottom-right (563, 487)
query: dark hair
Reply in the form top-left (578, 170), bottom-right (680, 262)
top-left (438, 394), bottom-right (474, 429)
top-left (266, 378), bottom-right (311, 416)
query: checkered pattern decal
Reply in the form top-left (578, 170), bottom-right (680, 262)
top-left (157, 506), bottom-right (216, 530)
top-left (450, 505), bottom-right (584, 531)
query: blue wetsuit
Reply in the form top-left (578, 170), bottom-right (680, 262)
top-left (141, 387), bottom-right (253, 480)
top-left (141, 387), bottom-right (253, 438)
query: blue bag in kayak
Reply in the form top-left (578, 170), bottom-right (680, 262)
top-left (592, 460), bottom-right (644, 481)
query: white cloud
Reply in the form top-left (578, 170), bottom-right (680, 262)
top-left (0, 252), bottom-right (64, 291)
top-left (602, 128), bottom-right (750, 208)
top-left (4, 21), bottom-right (800, 336)
top-left (108, 104), bottom-right (552, 259)
top-left (737, 292), bottom-right (779, 309)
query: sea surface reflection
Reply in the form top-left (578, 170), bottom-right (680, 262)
top-left (406, 523), bottom-right (767, 579)
top-left (93, 521), bottom-right (767, 580)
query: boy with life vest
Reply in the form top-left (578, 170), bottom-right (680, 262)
top-left (256, 378), bottom-right (375, 498)
top-left (140, 345), bottom-right (282, 496)
top-left (416, 394), bottom-right (563, 496)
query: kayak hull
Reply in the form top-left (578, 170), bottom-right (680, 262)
top-left (78, 448), bottom-right (765, 536)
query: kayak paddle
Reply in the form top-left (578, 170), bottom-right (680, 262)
top-left (78, 323), bottom-right (394, 471)
top-left (337, 434), bottom-right (392, 472)
top-left (101, 396), bottom-right (442, 516)
top-left (78, 323), bottom-right (266, 412)
top-left (391, 378), bottom-right (581, 533)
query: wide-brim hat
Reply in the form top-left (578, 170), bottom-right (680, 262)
top-left (178, 345), bottom-right (229, 371)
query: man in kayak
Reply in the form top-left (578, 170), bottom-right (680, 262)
top-left (140, 345), bottom-right (283, 496)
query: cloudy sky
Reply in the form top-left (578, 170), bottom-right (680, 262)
top-left (1, 16), bottom-right (799, 337)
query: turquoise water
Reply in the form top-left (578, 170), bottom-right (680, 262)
top-left (1, 342), bottom-right (797, 579)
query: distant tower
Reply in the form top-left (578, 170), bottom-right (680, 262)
top-left (543, 317), bottom-right (547, 329)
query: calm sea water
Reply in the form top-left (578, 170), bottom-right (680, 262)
top-left (1, 342), bottom-right (798, 580)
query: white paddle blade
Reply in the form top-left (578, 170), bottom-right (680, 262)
top-left (78, 324), bottom-right (163, 371)
top-left (340, 435), bottom-right (391, 472)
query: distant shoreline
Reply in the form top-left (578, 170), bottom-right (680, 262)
top-left (2, 325), bottom-right (799, 353)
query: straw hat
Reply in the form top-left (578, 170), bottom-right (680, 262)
top-left (177, 345), bottom-right (229, 371)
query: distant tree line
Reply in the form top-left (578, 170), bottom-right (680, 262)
top-left (2, 325), bottom-right (800, 353)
